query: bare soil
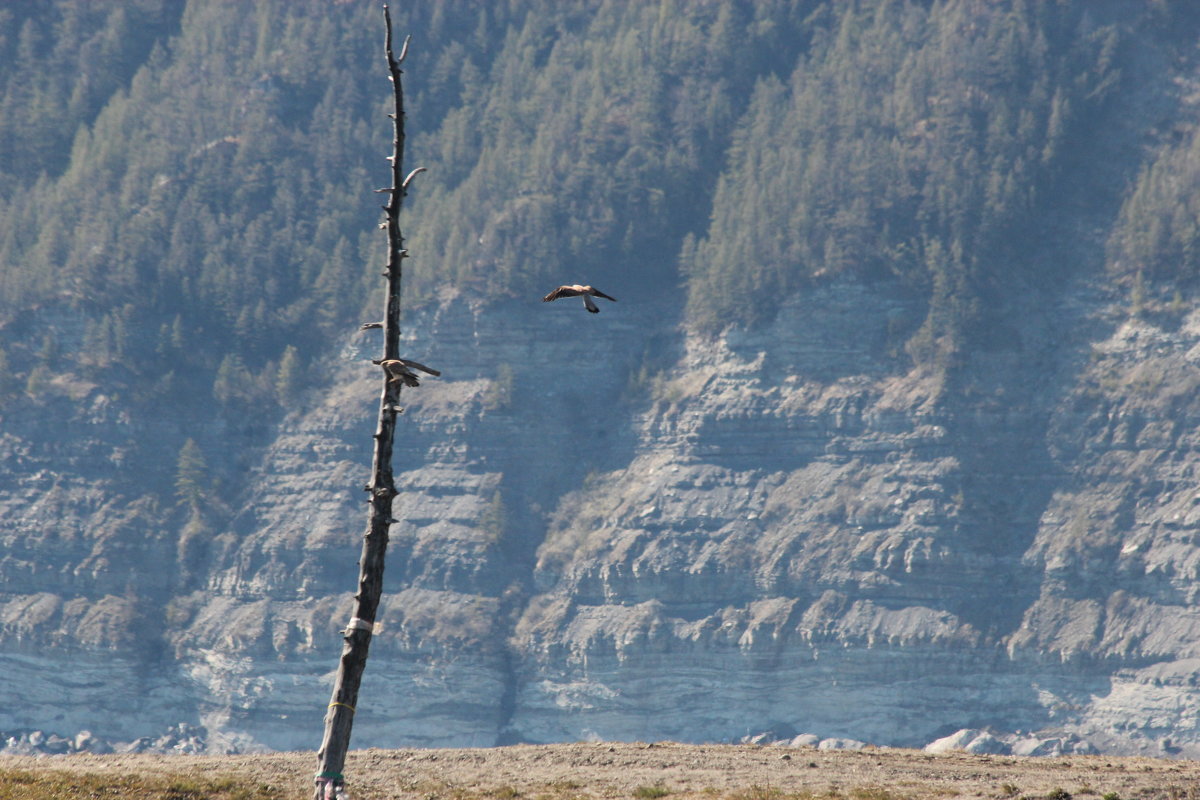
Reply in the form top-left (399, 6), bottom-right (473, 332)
top-left (3, 742), bottom-right (1200, 800)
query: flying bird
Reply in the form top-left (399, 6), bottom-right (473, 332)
top-left (375, 358), bottom-right (441, 387)
top-left (542, 284), bottom-right (617, 314)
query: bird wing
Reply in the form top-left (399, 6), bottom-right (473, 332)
top-left (583, 294), bottom-right (600, 313)
top-left (543, 286), bottom-right (583, 302)
top-left (381, 360), bottom-right (420, 387)
top-left (398, 358), bottom-right (441, 377)
top-left (588, 288), bottom-right (617, 302)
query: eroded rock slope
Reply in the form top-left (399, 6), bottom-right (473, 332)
top-left (7, 271), bottom-right (1200, 756)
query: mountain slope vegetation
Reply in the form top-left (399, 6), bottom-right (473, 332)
top-left (0, 1), bottom-right (1192, 412)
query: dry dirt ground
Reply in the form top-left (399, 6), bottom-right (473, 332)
top-left (4, 742), bottom-right (1200, 800)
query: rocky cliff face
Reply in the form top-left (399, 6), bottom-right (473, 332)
top-left (6, 271), bottom-right (1200, 756)
top-left (509, 273), bottom-right (1200, 757)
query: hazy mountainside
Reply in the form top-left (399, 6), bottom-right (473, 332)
top-left (6, 0), bottom-right (1200, 755)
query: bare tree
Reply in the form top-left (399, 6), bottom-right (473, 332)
top-left (313, 7), bottom-right (422, 798)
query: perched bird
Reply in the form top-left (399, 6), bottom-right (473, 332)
top-left (542, 284), bottom-right (617, 313)
top-left (376, 358), bottom-right (441, 387)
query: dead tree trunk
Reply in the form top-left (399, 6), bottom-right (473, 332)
top-left (313, 7), bottom-right (417, 798)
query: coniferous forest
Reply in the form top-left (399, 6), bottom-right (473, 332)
top-left (4, 0), bottom-right (1192, 415)
top-left (8, 0), bottom-right (1200, 753)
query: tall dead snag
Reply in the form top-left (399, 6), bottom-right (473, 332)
top-left (314, 7), bottom-right (419, 798)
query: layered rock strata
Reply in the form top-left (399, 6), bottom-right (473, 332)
top-left (4, 280), bottom-right (1200, 755)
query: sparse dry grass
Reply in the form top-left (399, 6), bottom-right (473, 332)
top-left (0, 767), bottom-right (285, 800)
top-left (2, 743), bottom-right (1199, 800)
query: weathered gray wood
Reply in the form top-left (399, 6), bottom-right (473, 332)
top-left (313, 7), bottom-right (414, 798)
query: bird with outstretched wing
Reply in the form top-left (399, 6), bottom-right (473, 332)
top-left (542, 284), bottom-right (617, 313)
top-left (375, 358), bottom-right (441, 387)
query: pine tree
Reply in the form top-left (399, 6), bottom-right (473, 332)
top-left (480, 490), bottom-right (507, 544)
top-left (174, 438), bottom-right (209, 509)
top-left (213, 353), bottom-right (251, 406)
top-left (0, 344), bottom-right (13, 398)
top-left (275, 345), bottom-right (300, 405)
